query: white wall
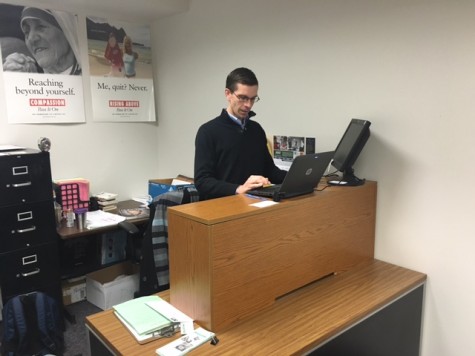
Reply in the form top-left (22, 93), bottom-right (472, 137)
top-left (153, 0), bottom-right (475, 355)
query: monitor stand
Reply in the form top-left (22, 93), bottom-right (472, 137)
top-left (328, 169), bottom-right (366, 186)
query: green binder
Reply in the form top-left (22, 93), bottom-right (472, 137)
top-left (113, 296), bottom-right (172, 335)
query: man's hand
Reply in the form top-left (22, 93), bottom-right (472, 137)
top-left (3, 53), bottom-right (37, 72)
top-left (236, 175), bottom-right (271, 194)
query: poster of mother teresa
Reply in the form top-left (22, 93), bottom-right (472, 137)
top-left (0, 4), bottom-right (85, 123)
top-left (0, 4), bottom-right (81, 75)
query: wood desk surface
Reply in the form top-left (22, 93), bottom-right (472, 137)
top-left (168, 181), bottom-right (376, 225)
top-left (85, 259), bottom-right (426, 356)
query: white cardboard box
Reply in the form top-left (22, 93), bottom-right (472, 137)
top-left (86, 262), bottom-right (139, 310)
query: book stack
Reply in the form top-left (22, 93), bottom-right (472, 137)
top-left (95, 192), bottom-right (118, 212)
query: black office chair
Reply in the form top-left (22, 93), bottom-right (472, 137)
top-left (119, 186), bottom-right (199, 298)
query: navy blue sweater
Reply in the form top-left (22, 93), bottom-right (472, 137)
top-left (194, 109), bottom-right (287, 200)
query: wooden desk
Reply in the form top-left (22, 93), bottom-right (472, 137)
top-left (168, 182), bottom-right (377, 331)
top-left (57, 200), bottom-right (148, 240)
top-left (58, 200), bottom-right (148, 279)
top-left (85, 260), bottom-right (426, 355)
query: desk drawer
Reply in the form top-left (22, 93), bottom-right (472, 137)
top-left (0, 201), bottom-right (56, 252)
top-left (0, 151), bottom-right (53, 207)
top-left (0, 243), bottom-right (60, 297)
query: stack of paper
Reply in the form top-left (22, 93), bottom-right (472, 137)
top-left (85, 210), bottom-right (125, 230)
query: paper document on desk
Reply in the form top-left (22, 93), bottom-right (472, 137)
top-left (250, 200), bottom-right (279, 208)
top-left (156, 327), bottom-right (216, 356)
top-left (85, 210), bottom-right (125, 229)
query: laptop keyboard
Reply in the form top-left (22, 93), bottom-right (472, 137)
top-left (249, 184), bottom-right (282, 197)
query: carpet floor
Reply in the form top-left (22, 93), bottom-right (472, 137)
top-left (63, 300), bottom-right (102, 356)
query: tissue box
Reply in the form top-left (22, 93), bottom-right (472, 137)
top-left (148, 176), bottom-right (194, 199)
top-left (86, 262), bottom-right (139, 310)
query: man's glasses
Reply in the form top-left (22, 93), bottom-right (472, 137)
top-left (233, 92), bottom-right (260, 104)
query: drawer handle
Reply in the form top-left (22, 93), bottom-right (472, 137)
top-left (12, 182), bottom-right (32, 188)
top-left (17, 226), bottom-right (36, 233)
top-left (20, 268), bottom-right (40, 277)
top-left (22, 254), bottom-right (37, 264)
top-left (13, 166), bottom-right (29, 175)
top-left (18, 211), bottom-right (33, 221)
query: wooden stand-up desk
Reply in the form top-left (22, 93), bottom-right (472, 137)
top-left (168, 182), bottom-right (377, 331)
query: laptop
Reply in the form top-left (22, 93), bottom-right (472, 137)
top-left (249, 151), bottom-right (334, 201)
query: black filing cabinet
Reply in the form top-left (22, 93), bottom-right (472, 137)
top-left (0, 149), bottom-right (62, 307)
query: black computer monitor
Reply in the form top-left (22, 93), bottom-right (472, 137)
top-left (330, 118), bottom-right (371, 186)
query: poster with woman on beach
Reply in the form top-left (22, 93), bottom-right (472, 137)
top-left (86, 16), bottom-right (155, 122)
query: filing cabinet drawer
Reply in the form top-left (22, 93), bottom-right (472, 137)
top-left (1, 282), bottom-right (62, 307)
top-left (0, 243), bottom-right (60, 297)
top-left (0, 201), bottom-right (57, 252)
top-left (0, 150), bottom-right (53, 207)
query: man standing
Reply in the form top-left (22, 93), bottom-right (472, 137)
top-left (194, 67), bottom-right (287, 200)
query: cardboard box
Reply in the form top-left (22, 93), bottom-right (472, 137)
top-left (62, 276), bottom-right (87, 305)
top-left (86, 262), bottom-right (139, 310)
top-left (149, 176), bottom-right (194, 199)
